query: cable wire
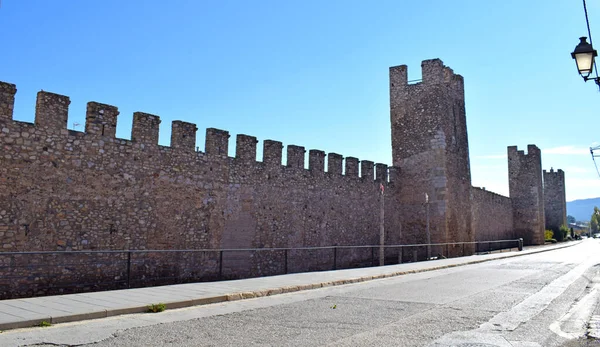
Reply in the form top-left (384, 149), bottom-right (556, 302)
top-left (583, 0), bottom-right (600, 82)
top-left (592, 151), bottom-right (600, 178)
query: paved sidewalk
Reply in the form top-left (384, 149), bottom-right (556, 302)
top-left (0, 241), bottom-right (580, 330)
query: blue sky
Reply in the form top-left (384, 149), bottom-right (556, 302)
top-left (1, 0), bottom-right (599, 201)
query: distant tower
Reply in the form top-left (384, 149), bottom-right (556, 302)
top-left (389, 59), bottom-right (473, 255)
top-left (507, 145), bottom-right (545, 245)
top-left (543, 168), bottom-right (567, 232)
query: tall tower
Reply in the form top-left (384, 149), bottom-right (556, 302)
top-left (508, 145), bottom-right (545, 245)
top-left (389, 59), bottom-right (473, 254)
top-left (543, 168), bottom-right (567, 233)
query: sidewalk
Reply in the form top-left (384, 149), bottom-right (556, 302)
top-left (0, 241), bottom-right (580, 331)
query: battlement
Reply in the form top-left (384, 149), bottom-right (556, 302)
top-left (389, 59), bottom-right (464, 92)
top-left (171, 121), bottom-right (198, 152)
top-left (86, 102), bottom-right (119, 137)
top-left (132, 112), bottom-right (161, 145)
top-left (0, 81), bottom-right (16, 122)
top-left (508, 144), bottom-right (541, 160)
top-left (543, 167), bottom-right (565, 178)
top-left (35, 90), bottom-right (70, 132)
top-left (0, 80), bottom-right (394, 184)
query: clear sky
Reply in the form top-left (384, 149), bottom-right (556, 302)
top-left (1, 0), bottom-right (599, 201)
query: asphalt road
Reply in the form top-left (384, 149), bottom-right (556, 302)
top-left (4, 240), bottom-right (600, 347)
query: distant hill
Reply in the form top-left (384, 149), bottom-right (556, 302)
top-left (567, 197), bottom-right (600, 222)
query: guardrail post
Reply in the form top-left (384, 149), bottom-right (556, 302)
top-left (219, 250), bottom-right (224, 280)
top-left (413, 248), bottom-right (418, 262)
top-left (333, 247), bottom-right (337, 270)
top-left (126, 251), bottom-right (131, 288)
top-left (488, 242), bottom-right (491, 253)
top-left (446, 244), bottom-right (449, 258)
top-left (462, 243), bottom-right (465, 256)
top-left (518, 238), bottom-right (523, 251)
top-left (371, 247), bottom-right (374, 266)
top-left (398, 246), bottom-right (403, 264)
top-left (284, 249), bottom-right (288, 274)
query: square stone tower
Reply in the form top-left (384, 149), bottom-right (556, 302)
top-left (543, 168), bottom-right (567, 233)
top-left (508, 145), bottom-right (545, 245)
top-left (389, 59), bottom-right (473, 255)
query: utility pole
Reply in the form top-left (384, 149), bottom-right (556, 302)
top-left (379, 183), bottom-right (385, 266)
top-left (425, 193), bottom-right (431, 259)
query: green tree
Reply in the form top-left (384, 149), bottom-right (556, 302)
top-left (567, 215), bottom-right (576, 224)
top-left (590, 207), bottom-right (600, 233)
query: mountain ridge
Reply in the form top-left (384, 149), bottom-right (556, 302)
top-left (567, 197), bottom-right (600, 222)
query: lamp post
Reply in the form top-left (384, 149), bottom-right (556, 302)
top-left (571, 0), bottom-right (600, 89)
top-left (425, 193), bottom-right (431, 259)
top-left (379, 183), bottom-right (385, 266)
top-left (572, 37), bottom-right (597, 81)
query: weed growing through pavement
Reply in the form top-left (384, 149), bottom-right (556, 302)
top-left (147, 303), bottom-right (167, 313)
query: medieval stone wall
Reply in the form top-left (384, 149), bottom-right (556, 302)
top-left (471, 187), bottom-right (515, 242)
top-left (543, 168), bottom-right (567, 232)
top-left (0, 82), bottom-right (400, 298)
top-left (0, 58), bottom-right (567, 298)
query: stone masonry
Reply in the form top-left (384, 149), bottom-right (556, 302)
top-left (543, 168), bottom-right (567, 232)
top-left (0, 58), bottom-right (566, 298)
top-left (390, 59), bottom-right (473, 257)
top-left (508, 145), bottom-right (546, 245)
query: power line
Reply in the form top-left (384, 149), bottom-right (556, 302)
top-left (591, 146), bottom-right (600, 178)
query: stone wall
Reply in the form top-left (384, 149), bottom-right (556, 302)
top-left (0, 58), bottom-right (566, 298)
top-left (0, 82), bottom-right (399, 298)
top-left (543, 168), bottom-right (567, 232)
top-left (508, 145), bottom-right (545, 245)
top-left (471, 187), bottom-right (514, 241)
top-left (389, 59), bottom-right (473, 257)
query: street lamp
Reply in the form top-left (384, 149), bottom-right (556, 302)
top-left (571, 36), bottom-right (597, 80)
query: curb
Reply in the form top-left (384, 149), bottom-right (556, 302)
top-left (1, 241), bottom-right (580, 331)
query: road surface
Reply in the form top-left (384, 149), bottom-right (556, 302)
top-left (2, 240), bottom-right (599, 346)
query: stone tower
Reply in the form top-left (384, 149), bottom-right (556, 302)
top-left (543, 168), bottom-right (567, 233)
top-left (389, 59), bottom-right (473, 255)
top-left (507, 145), bottom-right (545, 245)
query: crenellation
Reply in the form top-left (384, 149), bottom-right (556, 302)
top-left (263, 140), bottom-right (283, 167)
top-left (85, 102), bottom-right (119, 138)
top-left (421, 59), bottom-right (445, 85)
top-left (131, 112), bottom-right (161, 145)
top-left (375, 163), bottom-right (388, 182)
top-left (443, 66), bottom-right (454, 83)
top-left (35, 90), bottom-right (70, 132)
top-left (235, 134), bottom-right (258, 162)
top-left (205, 128), bottom-right (230, 156)
top-left (0, 81), bottom-right (16, 122)
top-left (287, 145), bottom-right (305, 168)
top-left (527, 144), bottom-right (541, 157)
top-left (389, 65), bottom-right (408, 110)
top-left (389, 65), bottom-right (408, 88)
top-left (345, 157), bottom-right (359, 177)
top-left (327, 153), bottom-right (343, 175)
top-left (308, 149), bottom-right (325, 172)
top-left (449, 74), bottom-right (465, 97)
top-left (171, 121), bottom-right (198, 152)
top-left (361, 160), bottom-right (374, 180)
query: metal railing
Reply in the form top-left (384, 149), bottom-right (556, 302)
top-left (0, 239), bottom-right (522, 299)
